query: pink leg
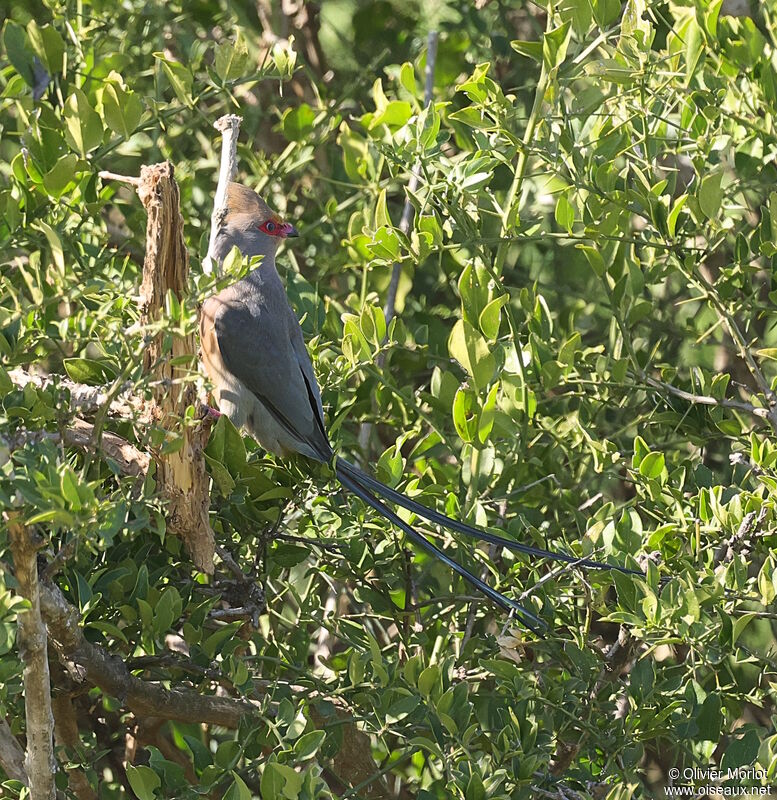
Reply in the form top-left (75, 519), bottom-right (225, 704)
top-left (201, 404), bottom-right (222, 420)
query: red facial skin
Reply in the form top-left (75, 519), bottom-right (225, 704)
top-left (258, 219), bottom-right (299, 238)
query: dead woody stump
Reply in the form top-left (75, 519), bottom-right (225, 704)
top-left (104, 162), bottom-right (215, 573)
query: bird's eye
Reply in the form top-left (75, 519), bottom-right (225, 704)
top-left (265, 221), bottom-right (276, 233)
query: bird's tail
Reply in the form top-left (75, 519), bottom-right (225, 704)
top-left (334, 466), bottom-right (546, 634)
top-left (336, 458), bottom-right (642, 577)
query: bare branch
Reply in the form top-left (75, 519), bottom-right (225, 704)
top-left (39, 580), bottom-right (395, 798)
top-left (51, 692), bottom-right (97, 800)
top-left (0, 716), bottom-right (27, 785)
top-left (3, 418), bottom-right (149, 478)
top-left (643, 374), bottom-right (770, 420)
top-left (6, 515), bottom-right (56, 799)
top-left (99, 170), bottom-right (142, 186)
top-left (203, 114), bottom-right (242, 275)
top-left (9, 368), bottom-right (144, 421)
top-left (40, 579), bottom-right (252, 727)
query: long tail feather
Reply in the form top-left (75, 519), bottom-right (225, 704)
top-left (335, 468), bottom-right (546, 634)
top-left (336, 459), bottom-right (642, 577)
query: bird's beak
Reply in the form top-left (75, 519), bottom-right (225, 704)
top-left (282, 222), bottom-right (299, 238)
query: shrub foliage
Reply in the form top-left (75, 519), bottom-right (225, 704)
top-left (1, 0), bottom-right (777, 797)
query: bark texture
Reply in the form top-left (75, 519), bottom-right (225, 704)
top-left (136, 162), bottom-right (215, 573)
top-left (6, 516), bottom-right (56, 799)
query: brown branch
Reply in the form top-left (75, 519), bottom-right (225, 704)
top-left (51, 691), bottom-right (97, 800)
top-left (6, 515), bottom-right (56, 799)
top-left (99, 170), bottom-right (142, 185)
top-left (714, 506), bottom-right (768, 565)
top-left (39, 577), bottom-right (396, 798)
top-left (3, 418), bottom-right (149, 478)
top-left (135, 162), bottom-right (215, 573)
top-left (40, 579), bottom-right (252, 727)
top-left (0, 716), bottom-right (27, 785)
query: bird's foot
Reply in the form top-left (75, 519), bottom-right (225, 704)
top-left (199, 404), bottom-right (223, 420)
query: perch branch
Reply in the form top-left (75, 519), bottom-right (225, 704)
top-left (6, 515), bottom-right (56, 799)
top-left (203, 114), bottom-right (242, 275)
top-left (40, 579), bottom-right (253, 727)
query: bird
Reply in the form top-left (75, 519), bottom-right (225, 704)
top-left (200, 183), bottom-right (641, 634)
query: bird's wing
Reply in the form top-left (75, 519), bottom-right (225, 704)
top-left (287, 307), bottom-right (326, 431)
top-left (212, 292), bottom-right (332, 461)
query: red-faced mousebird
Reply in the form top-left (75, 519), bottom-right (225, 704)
top-left (200, 184), bottom-right (642, 634)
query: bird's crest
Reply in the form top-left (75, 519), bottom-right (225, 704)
top-left (226, 183), bottom-right (274, 221)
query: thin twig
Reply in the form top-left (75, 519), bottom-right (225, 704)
top-left (99, 170), bottom-right (142, 186)
top-left (360, 31), bottom-right (437, 455)
top-left (382, 30), bottom-right (438, 325)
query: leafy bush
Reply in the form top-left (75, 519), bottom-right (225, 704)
top-left (1, 0), bottom-right (776, 798)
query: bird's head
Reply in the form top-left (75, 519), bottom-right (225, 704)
top-left (216, 182), bottom-right (298, 262)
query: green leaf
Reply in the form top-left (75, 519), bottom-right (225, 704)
top-left (26, 21), bottom-right (65, 75)
top-left (60, 467), bottom-right (82, 510)
top-left (374, 188), bottom-right (392, 230)
top-left (667, 193), bottom-right (687, 237)
top-left (720, 729), bottom-right (760, 772)
top-left (3, 21), bottom-right (35, 86)
top-left (732, 612), bottom-right (755, 646)
top-left (478, 294), bottom-right (508, 340)
top-left (555, 193), bottom-right (575, 233)
top-left (639, 452), bottom-right (665, 479)
top-left (695, 692), bottom-right (721, 741)
top-left (64, 88), bottom-right (104, 156)
top-left (34, 221), bottom-right (66, 273)
top-left (698, 171), bottom-right (723, 220)
top-left (510, 40), bottom-right (542, 62)
top-left (224, 773), bottom-right (252, 800)
top-left (293, 730), bottom-right (326, 760)
top-left (215, 30), bottom-right (249, 82)
top-left (452, 387), bottom-right (476, 443)
top-left (261, 762), bottom-right (303, 800)
top-left (205, 415), bottom-right (246, 476)
top-left (100, 81), bottom-right (143, 139)
top-left (417, 665), bottom-right (439, 697)
top-left (154, 54), bottom-right (193, 105)
top-left (281, 103), bottom-right (316, 142)
top-left (399, 61), bottom-right (417, 95)
top-left (448, 319), bottom-right (495, 392)
top-left (43, 154), bottom-right (78, 199)
top-left (543, 21), bottom-right (571, 71)
top-left (63, 358), bottom-right (118, 385)
top-left (126, 764), bottom-right (161, 800)
top-left (477, 382), bottom-right (499, 444)
top-left (576, 244), bottom-right (606, 276)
